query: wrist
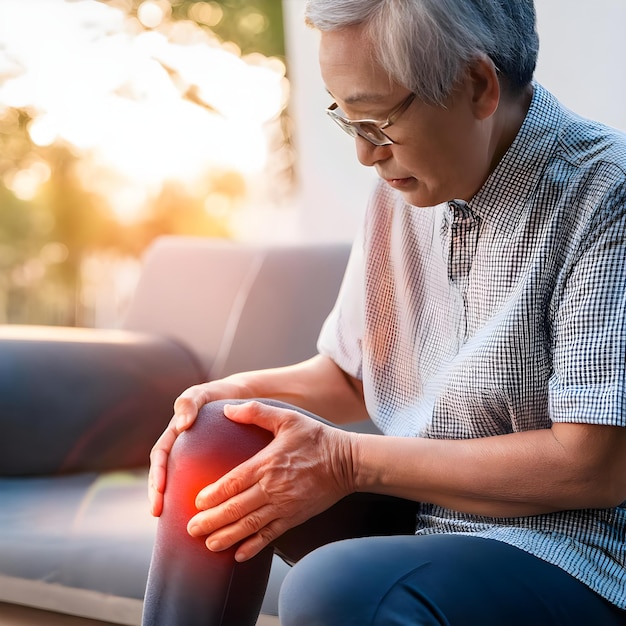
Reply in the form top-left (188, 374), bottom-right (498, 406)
top-left (349, 432), bottom-right (370, 493)
top-left (325, 428), bottom-right (359, 497)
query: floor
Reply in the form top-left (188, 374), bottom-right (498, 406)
top-left (0, 602), bottom-right (280, 625)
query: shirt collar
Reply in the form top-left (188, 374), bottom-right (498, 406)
top-left (467, 83), bottom-right (566, 232)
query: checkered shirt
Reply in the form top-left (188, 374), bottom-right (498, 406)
top-left (318, 83), bottom-right (626, 608)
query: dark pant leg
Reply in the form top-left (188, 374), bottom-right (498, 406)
top-left (142, 400), bottom-right (274, 626)
top-left (142, 399), bottom-right (419, 625)
top-left (273, 491), bottom-right (420, 565)
top-left (279, 534), bottom-right (626, 626)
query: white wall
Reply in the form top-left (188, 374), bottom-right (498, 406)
top-left (283, 0), bottom-right (626, 243)
top-left (534, 0), bottom-right (626, 131)
top-left (282, 0), bottom-right (376, 242)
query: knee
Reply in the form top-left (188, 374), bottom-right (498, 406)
top-left (171, 399), bottom-right (271, 464)
top-left (166, 399), bottom-right (273, 499)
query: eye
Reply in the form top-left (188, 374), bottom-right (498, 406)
top-left (357, 123), bottom-right (385, 141)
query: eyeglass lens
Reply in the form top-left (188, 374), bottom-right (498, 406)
top-left (330, 112), bottom-right (390, 145)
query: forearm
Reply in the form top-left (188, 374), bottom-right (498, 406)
top-left (351, 423), bottom-right (626, 517)
top-left (216, 354), bottom-right (368, 425)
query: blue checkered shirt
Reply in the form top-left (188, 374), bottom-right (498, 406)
top-left (318, 83), bottom-right (626, 608)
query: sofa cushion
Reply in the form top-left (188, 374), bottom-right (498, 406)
top-left (0, 469), bottom-right (288, 623)
top-left (122, 236), bottom-right (351, 380)
top-left (0, 325), bottom-right (204, 476)
top-left (0, 470), bottom-right (156, 599)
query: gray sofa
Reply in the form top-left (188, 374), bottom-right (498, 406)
top-left (0, 235), bottom-right (351, 624)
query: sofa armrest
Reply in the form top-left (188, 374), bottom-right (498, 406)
top-left (0, 325), bottom-right (205, 476)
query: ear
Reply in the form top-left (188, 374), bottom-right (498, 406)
top-left (467, 56), bottom-right (500, 120)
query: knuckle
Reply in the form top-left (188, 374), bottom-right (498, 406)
top-left (258, 521), bottom-right (282, 545)
top-left (223, 500), bottom-right (246, 522)
top-left (149, 445), bottom-right (163, 464)
top-left (173, 395), bottom-right (195, 413)
top-left (175, 385), bottom-right (207, 407)
top-left (225, 475), bottom-right (246, 499)
top-left (242, 512), bottom-right (264, 534)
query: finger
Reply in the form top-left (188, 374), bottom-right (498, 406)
top-left (234, 517), bottom-right (295, 562)
top-left (149, 487), bottom-right (164, 518)
top-left (194, 450), bottom-right (263, 510)
top-left (188, 483), bottom-right (267, 538)
top-left (206, 507), bottom-right (274, 556)
top-left (148, 446), bottom-right (170, 516)
top-left (148, 420), bottom-right (180, 516)
top-left (148, 445), bottom-right (170, 516)
top-left (148, 420), bottom-right (178, 485)
top-left (204, 501), bottom-right (288, 557)
top-left (174, 384), bottom-right (212, 430)
top-left (223, 400), bottom-right (291, 432)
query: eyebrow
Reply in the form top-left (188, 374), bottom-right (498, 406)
top-left (325, 88), bottom-right (390, 106)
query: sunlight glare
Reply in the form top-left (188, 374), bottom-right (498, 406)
top-left (28, 115), bottom-right (58, 147)
top-left (4, 161), bottom-right (52, 201)
top-left (0, 0), bottom-right (288, 221)
top-left (137, 1), bottom-right (168, 29)
top-left (188, 2), bottom-right (224, 27)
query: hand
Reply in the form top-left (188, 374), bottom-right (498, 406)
top-left (187, 401), bottom-right (356, 562)
top-left (148, 378), bottom-right (248, 516)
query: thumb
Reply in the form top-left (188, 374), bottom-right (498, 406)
top-left (223, 400), bottom-right (283, 433)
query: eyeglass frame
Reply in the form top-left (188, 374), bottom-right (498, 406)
top-left (326, 91), bottom-right (416, 146)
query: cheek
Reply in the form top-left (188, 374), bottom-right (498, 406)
top-left (409, 125), bottom-right (484, 179)
top-left (400, 121), bottom-right (456, 169)
top-left (399, 140), bottom-right (455, 181)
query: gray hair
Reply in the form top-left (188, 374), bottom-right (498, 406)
top-left (304, 0), bottom-right (539, 105)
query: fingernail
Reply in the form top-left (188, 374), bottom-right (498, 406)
top-left (208, 540), bottom-right (223, 552)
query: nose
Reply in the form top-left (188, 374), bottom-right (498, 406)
top-left (355, 137), bottom-right (392, 167)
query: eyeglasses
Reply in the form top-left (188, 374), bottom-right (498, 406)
top-left (326, 92), bottom-right (416, 146)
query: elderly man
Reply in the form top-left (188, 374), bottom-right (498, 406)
top-left (142, 1), bottom-right (626, 624)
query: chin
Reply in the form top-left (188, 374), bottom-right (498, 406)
top-left (400, 189), bottom-right (448, 209)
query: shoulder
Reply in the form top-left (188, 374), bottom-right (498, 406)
top-left (554, 103), bottom-right (626, 190)
top-left (559, 120), bottom-right (626, 177)
top-left (535, 92), bottom-right (626, 230)
top-left (531, 84), bottom-right (626, 184)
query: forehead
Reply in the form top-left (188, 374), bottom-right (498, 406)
top-left (319, 26), bottom-right (396, 104)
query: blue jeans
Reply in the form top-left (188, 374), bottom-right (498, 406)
top-left (142, 400), bottom-right (625, 625)
top-left (280, 533), bottom-right (626, 625)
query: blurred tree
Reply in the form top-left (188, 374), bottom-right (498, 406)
top-left (175, 0), bottom-right (284, 57)
top-left (0, 108), bottom-right (122, 324)
top-left (122, 175), bottom-right (240, 255)
top-left (104, 0), bottom-right (284, 57)
top-left (0, 0), bottom-right (289, 326)
top-left (40, 147), bottom-right (122, 325)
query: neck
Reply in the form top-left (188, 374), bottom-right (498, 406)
top-left (490, 83), bottom-right (534, 172)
